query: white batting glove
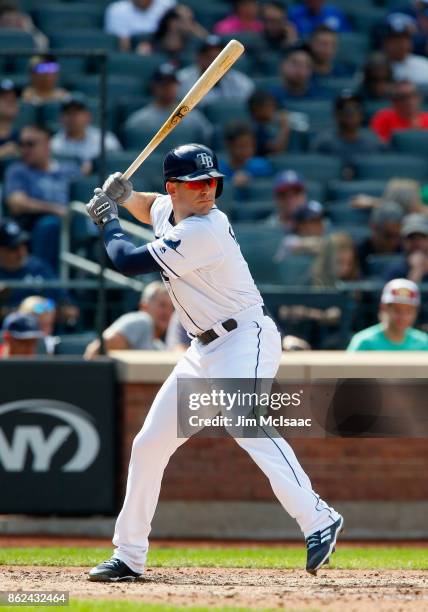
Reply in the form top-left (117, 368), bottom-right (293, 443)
top-left (102, 172), bottom-right (133, 205)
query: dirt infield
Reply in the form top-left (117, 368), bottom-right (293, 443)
top-left (2, 566), bottom-right (427, 611)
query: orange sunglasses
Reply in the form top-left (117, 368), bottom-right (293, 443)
top-left (171, 178), bottom-right (218, 190)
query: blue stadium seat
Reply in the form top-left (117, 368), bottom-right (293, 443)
top-left (366, 253), bottom-right (404, 279)
top-left (353, 154), bottom-right (428, 181)
top-left (285, 100), bottom-right (334, 131)
top-left (50, 30), bottom-right (118, 52)
top-left (33, 4), bottom-right (104, 32)
top-left (326, 202), bottom-right (371, 225)
top-left (204, 99), bottom-right (249, 125)
top-left (107, 53), bottom-right (169, 92)
top-left (122, 123), bottom-right (205, 152)
top-left (0, 29), bottom-right (35, 51)
top-left (337, 32), bottom-right (369, 69)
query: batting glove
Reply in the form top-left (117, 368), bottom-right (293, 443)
top-left (86, 188), bottom-right (119, 227)
top-left (102, 172), bottom-right (133, 205)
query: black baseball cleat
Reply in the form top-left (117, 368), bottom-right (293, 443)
top-left (305, 515), bottom-right (344, 576)
top-left (88, 557), bottom-right (142, 582)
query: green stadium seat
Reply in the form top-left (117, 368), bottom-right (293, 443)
top-left (391, 130), bottom-right (428, 156)
top-left (122, 123), bottom-right (204, 152)
top-left (14, 101), bottom-right (37, 130)
top-left (329, 179), bottom-right (386, 200)
top-left (268, 154), bottom-right (342, 182)
top-left (192, 5), bottom-right (230, 30)
top-left (235, 225), bottom-right (283, 284)
top-left (337, 32), bottom-right (369, 69)
top-left (365, 253), bottom-right (404, 279)
top-left (252, 76), bottom-right (281, 90)
top-left (70, 176), bottom-right (99, 203)
top-left (331, 223), bottom-right (371, 241)
top-left (350, 6), bottom-right (386, 33)
top-left (106, 53), bottom-right (169, 92)
top-left (50, 30), bottom-right (118, 52)
top-left (55, 332), bottom-right (98, 356)
top-left (0, 29), bottom-right (35, 51)
top-left (277, 253), bottom-right (315, 286)
top-left (230, 198), bottom-right (276, 222)
top-left (353, 154), bottom-right (428, 181)
top-left (319, 76), bottom-right (357, 97)
top-left (64, 74), bottom-right (144, 103)
top-left (284, 100), bottom-right (334, 131)
top-left (34, 4), bottom-right (104, 32)
top-left (364, 100), bottom-right (388, 120)
top-left (204, 99), bottom-right (250, 125)
top-left (326, 202), bottom-right (371, 225)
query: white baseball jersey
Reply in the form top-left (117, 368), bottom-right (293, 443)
top-left (147, 194), bottom-right (263, 335)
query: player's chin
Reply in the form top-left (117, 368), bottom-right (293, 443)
top-left (195, 201), bottom-right (214, 214)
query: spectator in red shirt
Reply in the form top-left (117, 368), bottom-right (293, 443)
top-left (370, 80), bottom-right (428, 143)
top-left (214, 0), bottom-right (263, 35)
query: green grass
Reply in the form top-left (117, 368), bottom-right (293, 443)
top-left (0, 545), bottom-right (427, 570)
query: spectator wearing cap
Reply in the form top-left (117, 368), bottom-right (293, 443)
top-left (105, 0), bottom-right (175, 52)
top-left (289, 0), bottom-right (351, 37)
top-left (214, 0), bottom-right (263, 35)
top-left (309, 25), bottom-right (350, 78)
top-left (370, 80), bottom-right (428, 143)
top-left (219, 121), bottom-right (273, 202)
top-left (270, 45), bottom-right (329, 106)
top-left (347, 278), bottom-right (428, 350)
top-left (18, 295), bottom-right (59, 355)
top-left (0, 312), bottom-right (44, 357)
top-left (382, 14), bottom-right (428, 86)
top-left (311, 91), bottom-right (383, 178)
top-left (51, 97), bottom-right (122, 175)
top-left (0, 2), bottom-right (48, 51)
top-left (399, 0), bottom-right (428, 55)
top-left (385, 213), bottom-right (428, 283)
top-left (265, 170), bottom-right (307, 230)
top-left (0, 219), bottom-right (68, 310)
top-left (275, 200), bottom-right (326, 260)
top-left (3, 124), bottom-right (80, 270)
top-left (22, 54), bottom-right (70, 105)
top-left (356, 52), bottom-right (394, 102)
top-left (357, 201), bottom-right (404, 277)
top-left (177, 35), bottom-right (254, 107)
top-left (125, 63), bottom-right (213, 143)
top-left (261, 2), bottom-right (298, 51)
top-left (248, 90), bottom-right (290, 156)
top-left (0, 79), bottom-right (20, 161)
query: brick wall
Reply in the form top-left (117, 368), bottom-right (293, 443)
top-left (120, 383), bottom-right (428, 502)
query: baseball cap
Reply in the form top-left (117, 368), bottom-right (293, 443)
top-left (0, 79), bottom-right (19, 95)
top-left (0, 219), bottom-right (29, 249)
top-left (384, 13), bottom-right (415, 37)
top-left (61, 94), bottom-right (88, 112)
top-left (152, 63), bottom-right (178, 84)
top-left (198, 35), bottom-right (223, 53)
top-left (335, 90), bottom-right (363, 111)
top-left (401, 213), bottom-right (428, 237)
top-left (381, 278), bottom-right (420, 306)
top-left (274, 170), bottom-right (305, 193)
top-left (292, 200), bottom-right (324, 222)
top-left (2, 312), bottom-right (44, 339)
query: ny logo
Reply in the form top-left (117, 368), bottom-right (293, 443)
top-left (196, 152), bottom-right (213, 168)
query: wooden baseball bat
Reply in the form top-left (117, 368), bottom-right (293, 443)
top-left (122, 39), bottom-right (245, 180)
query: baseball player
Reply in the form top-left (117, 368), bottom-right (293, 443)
top-left (85, 143), bottom-right (343, 581)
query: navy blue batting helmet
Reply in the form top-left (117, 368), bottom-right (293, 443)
top-left (163, 143), bottom-right (225, 197)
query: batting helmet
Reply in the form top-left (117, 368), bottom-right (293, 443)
top-left (163, 143), bottom-right (225, 197)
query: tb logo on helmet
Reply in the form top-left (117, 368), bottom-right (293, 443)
top-left (196, 152), bottom-right (214, 169)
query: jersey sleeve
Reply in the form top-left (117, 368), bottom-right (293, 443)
top-left (147, 218), bottom-right (223, 279)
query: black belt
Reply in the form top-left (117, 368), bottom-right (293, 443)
top-left (197, 306), bottom-right (268, 346)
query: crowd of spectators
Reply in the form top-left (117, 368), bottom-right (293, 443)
top-left (2, 0), bottom-right (428, 352)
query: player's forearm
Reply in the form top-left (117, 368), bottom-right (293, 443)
top-left (103, 219), bottom-right (161, 276)
top-left (122, 191), bottom-right (159, 225)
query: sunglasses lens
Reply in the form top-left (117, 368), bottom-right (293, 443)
top-left (185, 178), bottom-right (217, 190)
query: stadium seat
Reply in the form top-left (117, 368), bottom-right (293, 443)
top-left (204, 99), bottom-right (250, 125)
top-left (268, 154), bottom-right (342, 182)
top-left (191, 5), bottom-right (230, 30)
top-left (337, 32), bottom-right (369, 69)
top-left (349, 6), bottom-right (387, 33)
top-left (122, 123), bottom-right (205, 152)
top-left (326, 202), bottom-right (371, 225)
top-left (284, 100), bottom-right (334, 131)
top-left (229, 198), bottom-right (276, 222)
top-left (319, 77), bottom-right (357, 98)
top-left (331, 223), bottom-right (371, 242)
top-left (391, 130), bottom-right (428, 156)
top-left (106, 53), bottom-right (169, 92)
top-left (0, 29), bottom-right (35, 51)
top-left (366, 253), bottom-right (404, 279)
top-left (277, 253), bottom-right (315, 286)
top-left (64, 74), bottom-right (144, 103)
top-left (49, 30), bottom-right (118, 52)
top-left (14, 102), bottom-right (37, 130)
top-left (55, 332), bottom-right (98, 356)
top-left (329, 179), bottom-right (386, 200)
top-left (33, 4), bottom-right (104, 33)
top-left (353, 154), bottom-right (428, 181)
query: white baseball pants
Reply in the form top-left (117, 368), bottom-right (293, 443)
top-left (112, 305), bottom-right (340, 573)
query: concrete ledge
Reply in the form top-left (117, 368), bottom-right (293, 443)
top-left (111, 351), bottom-right (428, 383)
top-left (1, 502), bottom-right (427, 539)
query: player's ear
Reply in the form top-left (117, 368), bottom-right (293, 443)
top-left (166, 180), bottom-right (176, 196)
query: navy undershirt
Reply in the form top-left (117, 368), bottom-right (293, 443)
top-left (103, 219), bottom-right (162, 276)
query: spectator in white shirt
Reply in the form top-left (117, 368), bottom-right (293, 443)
top-left (105, 0), bottom-right (175, 52)
top-left (177, 35), bottom-right (254, 107)
top-left (51, 97), bottom-right (122, 174)
top-left (382, 13), bottom-right (428, 86)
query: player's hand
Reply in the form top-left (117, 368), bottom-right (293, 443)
top-left (102, 172), bottom-right (133, 205)
top-left (86, 188), bottom-right (119, 227)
